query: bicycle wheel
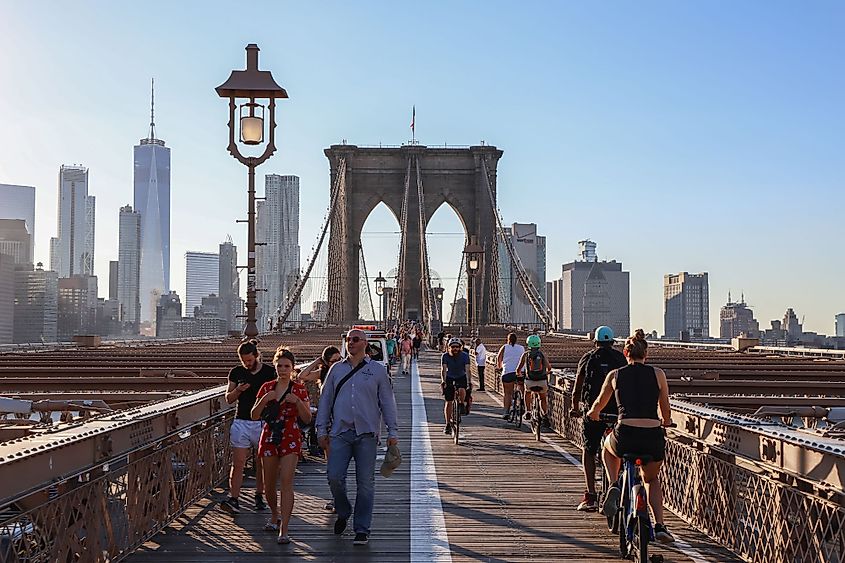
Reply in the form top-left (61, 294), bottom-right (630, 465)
top-left (514, 392), bottom-right (524, 428)
top-left (453, 398), bottom-right (461, 445)
top-left (601, 465), bottom-right (615, 531)
top-left (634, 516), bottom-right (649, 563)
top-left (533, 399), bottom-right (541, 441)
top-left (617, 508), bottom-right (627, 557)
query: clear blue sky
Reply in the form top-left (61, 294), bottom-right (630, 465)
top-left (1, 1), bottom-right (842, 334)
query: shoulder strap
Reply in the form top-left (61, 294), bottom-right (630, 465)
top-left (330, 360), bottom-right (367, 416)
top-left (278, 381), bottom-right (294, 402)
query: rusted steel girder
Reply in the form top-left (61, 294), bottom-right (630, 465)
top-left (678, 394), bottom-right (845, 408)
top-left (0, 377), bottom-right (222, 392)
top-left (668, 399), bottom-right (845, 495)
top-left (0, 384), bottom-right (231, 509)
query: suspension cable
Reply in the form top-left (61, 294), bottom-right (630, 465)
top-left (359, 245), bottom-right (377, 321)
top-left (480, 158), bottom-right (554, 327)
top-left (449, 245), bottom-right (466, 325)
top-left (276, 158), bottom-right (346, 326)
top-left (415, 156), bottom-right (434, 327)
top-left (388, 158), bottom-right (412, 323)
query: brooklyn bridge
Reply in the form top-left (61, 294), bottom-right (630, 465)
top-left (0, 140), bottom-right (843, 562)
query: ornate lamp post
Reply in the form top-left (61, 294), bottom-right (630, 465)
top-left (382, 286), bottom-right (394, 331)
top-left (375, 271), bottom-right (386, 327)
top-left (433, 283), bottom-right (445, 324)
top-left (464, 237), bottom-right (483, 328)
top-left (216, 44), bottom-right (288, 338)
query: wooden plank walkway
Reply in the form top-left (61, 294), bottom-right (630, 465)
top-left (130, 350), bottom-right (738, 562)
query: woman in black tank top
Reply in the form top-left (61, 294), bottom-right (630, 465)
top-left (614, 363), bottom-right (660, 421)
top-left (585, 329), bottom-right (676, 544)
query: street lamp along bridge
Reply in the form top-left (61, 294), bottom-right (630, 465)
top-left (216, 44), bottom-right (288, 338)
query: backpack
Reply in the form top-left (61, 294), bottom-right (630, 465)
top-left (582, 347), bottom-right (621, 411)
top-left (526, 350), bottom-right (546, 381)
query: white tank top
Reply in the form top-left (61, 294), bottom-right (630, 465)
top-left (501, 344), bottom-right (525, 374)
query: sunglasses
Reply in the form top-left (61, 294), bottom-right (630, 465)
top-left (346, 336), bottom-right (364, 343)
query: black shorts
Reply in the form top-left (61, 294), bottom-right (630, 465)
top-left (502, 371), bottom-right (518, 384)
top-left (607, 424), bottom-right (666, 462)
top-left (443, 376), bottom-right (468, 401)
top-left (582, 417), bottom-right (612, 456)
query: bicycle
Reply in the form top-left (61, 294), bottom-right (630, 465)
top-left (451, 392), bottom-right (462, 445)
top-left (525, 384), bottom-right (544, 441)
top-left (508, 385), bottom-right (524, 428)
top-left (599, 413), bottom-right (671, 563)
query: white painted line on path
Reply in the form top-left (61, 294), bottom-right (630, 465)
top-left (411, 360), bottom-right (453, 563)
top-left (483, 389), bottom-right (583, 466)
top-left (672, 539), bottom-right (712, 563)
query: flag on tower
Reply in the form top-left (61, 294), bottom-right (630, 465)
top-left (410, 105), bottom-right (415, 134)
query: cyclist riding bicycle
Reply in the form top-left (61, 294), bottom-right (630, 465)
top-left (587, 329), bottom-right (675, 544)
top-left (441, 337), bottom-right (471, 435)
top-left (516, 334), bottom-right (551, 427)
top-left (497, 332), bottom-right (525, 420)
top-left (571, 326), bottom-right (627, 511)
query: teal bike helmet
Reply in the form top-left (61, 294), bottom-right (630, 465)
top-left (526, 334), bottom-right (541, 348)
top-left (594, 326), bottom-right (614, 343)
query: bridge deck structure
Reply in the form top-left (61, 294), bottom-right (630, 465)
top-left (129, 351), bottom-right (737, 562)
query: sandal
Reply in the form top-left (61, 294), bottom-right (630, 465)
top-left (263, 518), bottom-right (280, 532)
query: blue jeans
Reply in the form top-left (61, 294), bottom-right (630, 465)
top-left (327, 429), bottom-right (378, 534)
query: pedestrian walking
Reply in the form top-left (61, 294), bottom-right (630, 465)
top-left (251, 348), bottom-right (311, 544)
top-left (474, 337), bottom-right (488, 391)
top-left (221, 339), bottom-right (276, 514)
top-left (316, 328), bottom-right (399, 545)
top-left (399, 333), bottom-right (413, 375)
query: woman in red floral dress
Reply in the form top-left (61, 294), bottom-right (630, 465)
top-left (251, 347), bottom-right (311, 544)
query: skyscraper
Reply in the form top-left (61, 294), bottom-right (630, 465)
top-left (257, 174), bottom-right (300, 327)
top-left (185, 251), bottom-right (219, 317)
top-left (118, 205), bottom-right (141, 330)
top-left (555, 241), bottom-right (630, 337)
top-left (219, 237), bottom-right (242, 331)
top-left (0, 219), bottom-right (32, 266)
top-left (0, 255), bottom-right (13, 343)
top-left (719, 293), bottom-right (759, 338)
top-left (50, 166), bottom-right (95, 278)
top-left (498, 223), bottom-right (547, 324)
top-left (108, 261), bottom-right (119, 301)
top-left (0, 184), bottom-right (36, 263)
top-left (155, 291), bottom-right (182, 339)
top-left (13, 263), bottom-right (58, 343)
top-left (782, 308), bottom-right (802, 339)
top-left (664, 272), bottom-right (710, 339)
top-left (134, 80), bottom-right (171, 324)
top-left (835, 313), bottom-right (845, 337)
top-left (57, 275), bottom-right (98, 341)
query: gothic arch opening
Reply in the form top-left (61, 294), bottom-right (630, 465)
top-left (359, 201), bottom-right (401, 321)
top-left (426, 202), bottom-right (467, 325)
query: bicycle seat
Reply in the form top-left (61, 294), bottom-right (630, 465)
top-left (622, 453), bottom-right (653, 464)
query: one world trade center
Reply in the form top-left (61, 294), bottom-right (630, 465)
top-left (134, 80), bottom-right (170, 325)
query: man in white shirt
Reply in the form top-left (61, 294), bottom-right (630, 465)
top-left (474, 338), bottom-right (488, 391)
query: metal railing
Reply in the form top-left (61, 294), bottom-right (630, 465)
top-left (0, 359), bottom-right (316, 562)
top-left (0, 418), bottom-right (230, 562)
top-left (0, 388), bottom-right (233, 561)
top-left (469, 356), bottom-right (845, 563)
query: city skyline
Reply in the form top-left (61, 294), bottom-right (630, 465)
top-left (0, 3), bottom-right (842, 334)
